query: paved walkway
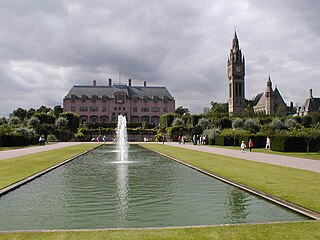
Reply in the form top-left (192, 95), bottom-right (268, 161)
top-left (0, 142), bottom-right (84, 160)
top-left (163, 142), bottom-right (320, 173)
top-left (1, 142), bottom-right (320, 173)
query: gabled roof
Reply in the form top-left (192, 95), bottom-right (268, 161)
top-left (64, 85), bottom-right (174, 99)
top-left (302, 97), bottom-right (320, 113)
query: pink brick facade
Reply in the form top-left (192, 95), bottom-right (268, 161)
top-left (63, 79), bottom-right (175, 124)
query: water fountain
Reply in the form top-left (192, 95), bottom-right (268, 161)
top-left (116, 115), bottom-right (129, 163)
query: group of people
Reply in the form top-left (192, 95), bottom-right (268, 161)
top-left (91, 135), bottom-right (107, 143)
top-left (177, 135), bottom-right (187, 144)
top-left (192, 135), bottom-right (207, 145)
top-left (240, 136), bottom-right (271, 153)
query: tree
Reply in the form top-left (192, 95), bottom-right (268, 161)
top-left (10, 107), bottom-right (27, 122)
top-left (232, 118), bottom-right (244, 129)
top-left (53, 105), bottom-right (63, 118)
top-left (198, 118), bottom-right (209, 130)
top-left (175, 106), bottom-right (189, 115)
top-left (243, 118), bottom-right (260, 133)
top-left (8, 116), bottom-right (21, 125)
top-left (37, 105), bottom-right (52, 114)
top-left (55, 117), bottom-right (69, 129)
top-left (209, 102), bottom-right (228, 118)
top-left (294, 127), bottom-right (320, 154)
top-left (270, 118), bottom-right (285, 131)
top-left (59, 112), bottom-right (80, 133)
top-left (284, 118), bottom-right (297, 129)
top-left (172, 117), bottom-right (184, 127)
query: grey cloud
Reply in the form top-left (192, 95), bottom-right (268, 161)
top-left (0, 0), bottom-right (319, 115)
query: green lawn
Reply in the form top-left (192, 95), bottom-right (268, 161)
top-left (210, 144), bottom-right (320, 160)
top-left (0, 221), bottom-right (319, 240)
top-left (0, 144), bottom-right (99, 190)
top-left (143, 144), bottom-right (320, 213)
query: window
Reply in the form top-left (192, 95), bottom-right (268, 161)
top-left (79, 106), bottom-right (88, 112)
top-left (102, 107), bottom-right (107, 112)
top-left (151, 107), bottom-right (160, 112)
top-left (163, 96), bottom-right (168, 103)
top-left (143, 95), bottom-right (148, 103)
top-left (163, 107), bottom-right (168, 112)
top-left (81, 95), bottom-right (87, 102)
top-left (133, 107), bottom-right (137, 112)
top-left (71, 95), bottom-right (77, 103)
top-left (102, 95), bottom-right (107, 102)
top-left (114, 107), bottom-right (117, 110)
top-left (141, 107), bottom-right (149, 112)
top-left (153, 95), bottom-right (158, 103)
top-left (132, 95), bottom-right (138, 103)
top-left (90, 106), bottom-right (98, 112)
top-left (92, 95), bottom-right (97, 102)
top-left (115, 94), bottom-right (125, 103)
top-left (71, 106), bottom-right (76, 112)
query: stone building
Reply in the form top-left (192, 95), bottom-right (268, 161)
top-left (227, 31), bottom-right (291, 116)
top-left (297, 89), bottom-right (320, 116)
top-left (63, 79), bottom-right (175, 124)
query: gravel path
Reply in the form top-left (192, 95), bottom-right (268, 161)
top-left (163, 142), bottom-right (320, 173)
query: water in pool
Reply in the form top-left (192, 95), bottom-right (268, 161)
top-left (0, 144), bottom-right (308, 230)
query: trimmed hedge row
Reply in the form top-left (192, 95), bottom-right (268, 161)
top-left (271, 135), bottom-right (319, 152)
top-left (210, 134), bottom-right (319, 152)
top-left (0, 135), bottom-right (38, 147)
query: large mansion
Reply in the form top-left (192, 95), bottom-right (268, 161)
top-left (63, 79), bottom-right (175, 124)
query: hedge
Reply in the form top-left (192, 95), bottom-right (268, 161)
top-left (0, 134), bottom-right (38, 147)
top-left (271, 135), bottom-right (319, 152)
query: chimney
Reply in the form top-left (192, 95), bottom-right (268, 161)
top-left (93, 80), bottom-right (96, 86)
top-left (109, 78), bottom-right (112, 86)
top-left (144, 81), bottom-right (147, 87)
top-left (309, 89), bottom-right (313, 98)
top-left (128, 79), bottom-right (132, 86)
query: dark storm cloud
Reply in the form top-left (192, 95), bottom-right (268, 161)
top-left (0, 0), bottom-right (319, 116)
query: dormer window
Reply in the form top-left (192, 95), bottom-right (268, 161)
top-left (143, 95), bottom-right (148, 103)
top-left (71, 94), bottom-right (77, 103)
top-left (115, 94), bottom-right (125, 104)
top-left (132, 95), bottom-right (138, 103)
top-left (81, 95), bottom-right (87, 102)
top-left (102, 95), bottom-right (107, 102)
top-left (92, 95), bottom-right (98, 103)
top-left (153, 95), bottom-right (158, 103)
top-left (163, 96), bottom-right (168, 103)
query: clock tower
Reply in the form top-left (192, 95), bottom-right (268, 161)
top-left (227, 31), bottom-right (246, 116)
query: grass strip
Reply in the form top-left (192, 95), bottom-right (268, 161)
top-left (0, 221), bottom-right (319, 240)
top-left (0, 144), bottom-right (99, 190)
top-left (211, 145), bottom-right (320, 160)
top-left (143, 144), bottom-right (320, 213)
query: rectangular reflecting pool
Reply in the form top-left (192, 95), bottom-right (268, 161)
top-left (0, 144), bottom-right (309, 230)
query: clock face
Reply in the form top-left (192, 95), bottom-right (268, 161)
top-left (235, 66), bottom-right (242, 73)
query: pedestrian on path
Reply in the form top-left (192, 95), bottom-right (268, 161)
top-left (248, 139), bottom-right (254, 152)
top-left (240, 141), bottom-right (246, 153)
top-left (265, 136), bottom-right (271, 150)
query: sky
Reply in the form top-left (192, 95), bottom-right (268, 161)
top-left (0, 0), bottom-right (319, 116)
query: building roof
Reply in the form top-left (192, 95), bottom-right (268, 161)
top-left (302, 97), bottom-right (320, 113)
top-left (64, 85), bottom-right (174, 100)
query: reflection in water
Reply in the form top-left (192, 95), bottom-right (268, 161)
top-left (0, 145), bottom-right (309, 230)
top-left (116, 163), bottom-right (129, 225)
top-left (226, 188), bottom-right (249, 222)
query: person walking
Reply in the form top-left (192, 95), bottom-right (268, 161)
top-left (240, 141), bottom-right (246, 153)
top-left (265, 136), bottom-right (271, 150)
top-left (248, 139), bottom-right (254, 152)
